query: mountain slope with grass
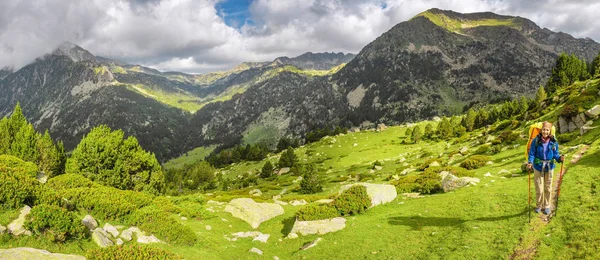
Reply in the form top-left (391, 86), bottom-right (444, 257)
top-left (2, 65), bottom-right (599, 259)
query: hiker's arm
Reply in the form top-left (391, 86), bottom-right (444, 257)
top-left (527, 139), bottom-right (536, 164)
top-left (554, 143), bottom-right (563, 163)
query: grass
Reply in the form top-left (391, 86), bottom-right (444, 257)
top-left (414, 10), bottom-right (523, 34)
top-left (163, 146), bottom-right (217, 170)
top-left (1, 80), bottom-right (599, 259)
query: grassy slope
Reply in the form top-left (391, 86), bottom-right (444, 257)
top-left (1, 80), bottom-right (598, 259)
top-left (163, 146), bottom-right (216, 170)
top-left (414, 10), bottom-right (523, 34)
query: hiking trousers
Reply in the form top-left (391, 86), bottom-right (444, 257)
top-left (534, 168), bottom-right (554, 209)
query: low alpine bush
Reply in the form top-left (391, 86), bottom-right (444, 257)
top-left (332, 185), bottom-right (371, 216)
top-left (24, 204), bottom-right (87, 242)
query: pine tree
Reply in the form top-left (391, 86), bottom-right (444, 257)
top-left (278, 147), bottom-right (297, 168)
top-left (592, 52), bottom-right (600, 76)
top-left (437, 117), bottom-right (453, 139)
top-left (535, 85), bottom-right (547, 104)
top-left (260, 161), bottom-right (274, 179)
top-left (424, 123), bottom-right (434, 139)
top-left (0, 118), bottom-right (9, 154)
top-left (405, 127), bottom-right (413, 138)
top-left (299, 165), bottom-right (322, 194)
top-left (11, 123), bottom-right (39, 162)
top-left (464, 109), bottom-right (477, 132)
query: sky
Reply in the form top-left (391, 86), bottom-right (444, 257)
top-left (0, 0), bottom-right (599, 74)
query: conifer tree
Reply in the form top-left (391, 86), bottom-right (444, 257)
top-left (0, 118), bottom-right (9, 154)
top-left (535, 85), bottom-right (547, 104)
top-left (592, 52), bottom-right (600, 76)
top-left (260, 161), bottom-right (274, 179)
top-left (411, 125), bottom-right (422, 143)
top-left (463, 109), bottom-right (477, 132)
top-left (437, 117), bottom-right (453, 139)
top-left (424, 123), bottom-right (434, 139)
top-left (278, 147), bottom-right (297, 168)
top-left (11, 123), bottom-right (39, 162)
top-left (405, 127), bottom-right (413, 137)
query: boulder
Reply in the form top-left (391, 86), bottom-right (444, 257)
top-left (249, 248), bottom-right (263, 255)
top-left (433, 116), bottom-right (442, 122)
top-left (82, 215), bottom-right (98, 230)
top-left (376, 123), bottom-right (387, 131)
top-left (277, 167), bottom-right (290, 175)
top-left (290, 199), bottom-right (308, 206)
top-left (574, 113), bottom-right (587, 128)
top-left (459, 147), bottom-right (469, 155)
top-left (92, 228), bottom-right (114, 247)
top-left (314, 199), bottom-right (334, 204)
top-left (400, 168), bottom-right (415, 176)
top-left (36, 172), bottom-right (48, 183)
top-left (253, 233), bottom-right (270, 243)
top-left (581, 125), bottom-right (598, 135)
top-left (103, 223), bottom-right (119, 238)
top-left (440, 173), bottom-right (480, 192)
top-left (559, 116), bottom-right (569, 134)
top-left (289, 217), bottom-right (346, 237)
top-left (225, 198), bottom-right (284, 229)
top-left (7, 206), bottom-right (32, 236)
top-left (0, 248), bottom-right (85, 260)
top-left (429, 161), bottom-right (440, 168)
top-left (340, 183), bottom-right (397, 207)
top-left (374, 165), bottom-right (383, 171)
top-left (249, 189), bottom-right (262, 197)
top-left (120, 229), bottom-right (133, 242)
top-left (300, 237), bottom-right (323, 250)
top-left (568, 121), bottom-right (577, 133)
top-left (116, 238), bottom-right (124, 246)
top-left (586, 105), bottom-right (600, 118)
top-left (137, 234), bottom-right (161, 244)
top-left (205, 225), bottom-right (212, 231)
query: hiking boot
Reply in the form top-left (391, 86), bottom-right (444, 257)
top-left (534, 208), bottom-right (541, 213)
top-left (543, 208), bottom-right (551, 215)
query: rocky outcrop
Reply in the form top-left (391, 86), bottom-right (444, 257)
top-left (0, 248), bottom-right (85, 260)
top-left (7, 206), bottom-right (32, 236)
top-left (288, 217), bottom-right (346, 237)
top-left (224, 198), bottom-right (284, 229)
top-left (439, 171), bottom-right (480, 192)
top-left (558, 113), bottom-right (591, 134)
top-left (82, 215), bottom-right (98, 230)
top-left (92, 228), bottom-right (114, 247)
top-left (340, 183), bottom-right (397, 207)
top-left (103, 223), bottom-right (119, 238)
top-left (586, 105), bottom-right (600, 118)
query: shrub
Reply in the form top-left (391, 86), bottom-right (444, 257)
top-left (46, 173), bottom-right (96, 190)
top-left (127, 206), bottom-right (197, 246)
top-left (24, 204), bottom-right (87, 242)
top-left (425, 166), bottom-right (473, 178)
top-left (474, 144), bottom-right (491, 155)
top-left (260, 161), bottom-right (274, 179)
top-left (332, 185), bottom-right (371, 216)
top-left (557, 132), bottom-right (579, 143)
top-left (460, 155), bottom-right (490, 170)
top-left (0, 155), bottom-right (39, 209)
top-left (299, 165), bottom-right (322, 194)
top-left (498, 131), bottom-right (520, 144)
top-left (295, 204), bottom-right (339, 221)
top-left (394, 172), bottom-right (443, 194)
top-left (66, 125), bottom-right (164, 195)
top-left (85, 244), bottom-right (182, 260)
top-left (60, 187), bottom-right (153, 220)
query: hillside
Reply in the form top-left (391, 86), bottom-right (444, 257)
top-left (1, 67), bottom-right (599, 258)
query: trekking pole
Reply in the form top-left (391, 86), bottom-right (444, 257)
top-left (528, 167), bottom-right (532, 223)
top-left (555, 162), bottom-right (565, 217)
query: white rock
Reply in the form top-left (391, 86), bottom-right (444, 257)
top-left (116, 238), bottom-right (124, 246)
top-left (0, 248), bottom-right (85, 259)
top-left (484, 173), bottom-right (492, 177)
top-left (374, 165), bottom-right (383, 171)
top-left (103, 223), bottom-right (119, 238)
top-left (81, 215), bottom-right (98, 231)
top-left (225, 198), bottom-right (285, 229)
top-left (120, 230), bottom-right (133, 242)
top-left (92, 228), bottom-right (114, 247)
top-left (314, 199), bottom-right (334, 204)
top-left (249, 189), bottom-right (262, 197)
top-left (340, 183), bottom-right (397, 207)
top-left (181, 217), bottom-right (188, 221)
top-left (249, 247), bottom-right (263, 255)
top-left (290, 199), bottom-right (308, 206)
top-left (290, 217), bottom-right (346, 236)
top-left (253, 233), bottom-right (270, 243)
top-left (400, 168), bottom-right (415, 176)
top-left (287, 233), bottom-right (298, 239)
top-left (137, 234), bottom-right (162, 244)
top-left (205, 225), bottom-right (212, 231)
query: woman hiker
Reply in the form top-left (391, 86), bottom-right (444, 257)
top-left (527, 121), bottom-right (565, 215)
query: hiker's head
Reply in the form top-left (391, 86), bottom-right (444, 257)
top-left (541, 121), bottom-right (552, 138)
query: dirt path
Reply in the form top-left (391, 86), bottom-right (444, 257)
top-left (509, 145), bottom-right (589, 260)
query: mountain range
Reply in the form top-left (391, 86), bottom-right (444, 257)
top-left (1, 8), bottom-right (599, 162)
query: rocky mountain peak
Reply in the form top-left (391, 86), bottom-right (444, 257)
top-left (52, 42), bottom-right (97, 63)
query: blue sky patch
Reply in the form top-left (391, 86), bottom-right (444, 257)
top-left (216, 0), bottom-right (254, 29)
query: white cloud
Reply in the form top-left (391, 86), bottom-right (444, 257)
top-left (0, 0), bottom-right (598, 74)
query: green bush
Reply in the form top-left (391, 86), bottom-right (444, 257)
top-left (394, 172), bottom-right (443, 194)
top-left (127, 206), bottom-right (197, 245)
top-left (332, 185), bottom-right (371, 216)
top-left (85, 244), bottom-right (181, 260)
top-left (295, 204), bottom-right (339, 221)
top-left (24, 204), bottom-right (87, 242)
top-left (46, 173), bottom-right (96, 190)
top-left (474, 144), bottom-right (491, 154)
top-left (0, 156), bottom-right (39, 209)
top-left (557, 132), bottom-right (579, 143)
top-left (425, 166), bottom-right (473, 178)
top-left (460, 155), bottom-right (490, 170)
top-left (60, 187), bottom-right (153, 220)
top-left (299, 165), bottom-right (322, 194)
top-left (498, 131), bottom-right (520, 145)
